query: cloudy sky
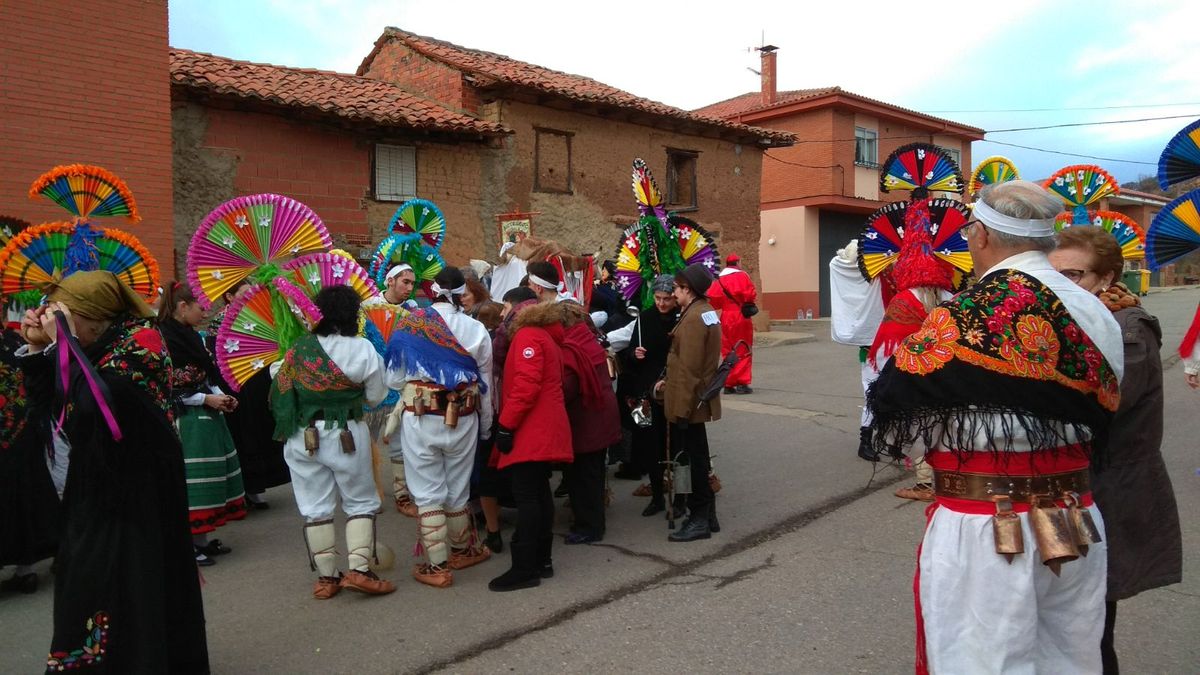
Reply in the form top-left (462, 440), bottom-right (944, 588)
top-left (170, 0), bottom-right (1199, 185)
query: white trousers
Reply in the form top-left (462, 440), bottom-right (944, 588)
top-left (919, 503), bottom-right (1107, 674)
top-left (284, 419), bottom-right (380, 521)
top-left (399, 411), bottom-right (478, 510)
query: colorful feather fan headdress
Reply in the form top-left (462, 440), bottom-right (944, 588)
top-left (0, 165), bottom-right (159, 304)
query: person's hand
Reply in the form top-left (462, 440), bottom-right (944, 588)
top-left (36, 302), bottom-right (77, 346)
top-left (1187, 372), bottom-right (1200, 390)
top-left (634, 346), bottom-right (647, 360)
top-left (21, 308), bottom-right (51, 348)
top-left (653, 379), bottom-right (665, 395)
top-left (494, 426), bottom-right (515, 454)
top-left (220, 395), bottom-right (238, 412)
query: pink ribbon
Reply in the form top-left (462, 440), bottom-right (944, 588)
top-left (54, 313), bottom-right (123, 442)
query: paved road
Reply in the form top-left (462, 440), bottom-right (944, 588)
top-left (2, 290), bottom-right (1197, 673)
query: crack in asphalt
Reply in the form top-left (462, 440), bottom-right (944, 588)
top-left (415, 474), bottom-right (907, 675)
top-left (646, 554), bottom-right (778, 591)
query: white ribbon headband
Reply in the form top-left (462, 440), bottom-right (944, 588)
top-left (429, 282), bottom-right (466, 299)
top-left (385, 264), bottom-right (414, 281)
top-left (528, 273), bottom-right (562, 291)
top-left (973, 199), bottom-right (1057, 238)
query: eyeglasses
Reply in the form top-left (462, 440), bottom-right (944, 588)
top-left (1058, 268), bottom-right (1091, 282)
top-left (962, 219), bottom-right (983, 236)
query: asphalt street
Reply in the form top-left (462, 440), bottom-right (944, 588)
top-left (1, 289), bottom-right (1197, 674)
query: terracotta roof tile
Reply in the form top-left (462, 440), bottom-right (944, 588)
top-left (693, 88), bottom-right (840, 119)
top-left (694, 86), bottom-right (984, 137)
top-left (359, 29), bottom-right (793, 146)
top-left (170, 48), bottom-right (509, 137)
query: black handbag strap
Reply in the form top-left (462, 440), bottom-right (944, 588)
top-left (716, 276), bottom-right (738, 303)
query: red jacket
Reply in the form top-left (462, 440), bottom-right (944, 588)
top-left (497, 302), bottom-right (574, 469)
top-left (561, 316), bottom-right (622, 454)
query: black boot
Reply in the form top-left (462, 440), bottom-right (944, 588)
top-left (484, 530), bottom-right (504, 554)
top-left (642, 499), bottom-right (665, 517)
top-left (668, 514), bottom-right (711, 542)
top-left (708, 498), bottom-right (720, 534)
top-left (488, 542), bottom-right (541, 592)
top-left (857, 426), bottom-right (879, 462)
top-left (538, 533), bottom-right (554, 578)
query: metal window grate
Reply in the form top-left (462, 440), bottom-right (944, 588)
top-left (375, 144), bottom-right (416, 201)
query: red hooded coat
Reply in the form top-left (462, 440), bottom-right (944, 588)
top-left (560, 309), bottom-right (622, 455)
top-left (497, 302), bottom-right (574, 469)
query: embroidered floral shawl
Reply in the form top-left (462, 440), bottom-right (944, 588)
top-left (270, 333), bottom-right (363, 440)
top-left (868, 269), bottom-right (1120, 460)
top-left (384, 308), bottom-right (483, 391)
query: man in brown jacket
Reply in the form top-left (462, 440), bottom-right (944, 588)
top-left (656, 262), bottom-right (722, 542)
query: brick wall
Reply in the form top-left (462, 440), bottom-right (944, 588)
top-left (0, 0), bottom-right (174, 274)
top-left (485, 101), bottom-right (765, 282)
top-left (361, 42), bottom-right (481, 112)
top-left (172, 100), bottom-right (489, 273)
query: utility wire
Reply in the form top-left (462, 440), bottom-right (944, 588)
top-left (982, 140), bottom-right (1156, 165)
top-left (926, 102), bottom-right (1200, 114)
top-left (988, 112), bottom-right (1200, 133)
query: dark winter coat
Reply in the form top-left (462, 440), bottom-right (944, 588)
top-left (560, 309), bottom-right (622, 455)
top-left (497, 302), bottom-right (574, 469)
top-left (1091, 305), bottom-right (1182, 600)
top-left (664, 298), bottom-right (722, 424)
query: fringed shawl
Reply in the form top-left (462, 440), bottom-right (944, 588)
top-left (868, 269), bottom-right (1120, 464)
top-left (384, 308), bottom-right (484, 391)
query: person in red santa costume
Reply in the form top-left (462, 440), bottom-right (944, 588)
top-left (707, 253), bottom-right (756, 394)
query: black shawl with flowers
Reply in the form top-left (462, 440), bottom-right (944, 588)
top-left (868, 269), bottom-right (1120, 460)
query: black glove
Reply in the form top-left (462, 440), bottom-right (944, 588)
top-left (495, 426), bottom-right (515, 454)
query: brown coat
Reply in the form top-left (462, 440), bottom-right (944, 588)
top-left (664, 298), bottom-right (722, 424)
top-left (1091, 306), bottom-right (1182, 601)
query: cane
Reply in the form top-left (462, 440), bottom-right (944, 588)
top-left (665, 421), bottom-right (676, 530)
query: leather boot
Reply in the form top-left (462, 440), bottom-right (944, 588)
top-left (708, 498), bottom-right (720, 534)
top-left (392, 459), bottom-right (417, 517)
top-left (304, 520), bottom-right (341, 599)
top-left (446, 506), bottom-right (491, 570)
top-left (668, 514), bottom-right (711, 542)
top-left (857, 426), bottom-right (879, 462)
top-left (341, 515), bottom-right (395, 595)
top-left (488, 541), bottom-right (542, 592)
top-left (538, 532), bottom-right (554, 579)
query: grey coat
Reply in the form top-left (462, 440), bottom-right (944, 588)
top-left (1091, 306), bottom-right (1182, 601)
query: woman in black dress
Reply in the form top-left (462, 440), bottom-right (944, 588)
top-left (20, 271), bottom-right (208, 674)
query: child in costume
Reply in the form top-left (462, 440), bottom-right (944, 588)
top-left (270, 286), bottom-right (394, 599)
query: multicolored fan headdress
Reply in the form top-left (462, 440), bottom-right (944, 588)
top-left (0, 165), bottom-right (159, 305)
top-left (1054, 210), bottom-right (1145, 261)
top-left (863, 144), bottom-right (971, 292)
top-left (1145, 190), bottom-right (1200, 270)
top-left (369, 199), bottom-right (449, 300)
top-left (615, 159), bottom-right (719, 308)
top-left (1043, 165), bottom-right (1119, 225)
top-left (188, 193), bottom-right (337, 389)
top-left (1158, 118), bottom-right (1200, 190)
top-left (969, 156), bottom-right (1020, 196)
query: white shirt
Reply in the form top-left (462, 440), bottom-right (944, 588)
top-left (317, 334), bottom-right (389, 407)
top-left (384, 302), bottom-right (494, 436)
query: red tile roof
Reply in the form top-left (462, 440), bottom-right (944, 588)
top-left (695, 86), bottom-right (984, 138)
top-left (170, 48), bottom-right (509, 137)
top-left (357, 28), bottom-right (794, 147)
top-left (694, 88), bottom-right (839, 119)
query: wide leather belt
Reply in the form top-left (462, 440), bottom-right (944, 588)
top-left (401, 382), bottom-right (478, 417)
top-left (933, 468), bottom-right (1089, 503)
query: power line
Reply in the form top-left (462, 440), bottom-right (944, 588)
top-left (982, 140), bottom-right (1155, 165)
top-left (988, 112), bottom-right (1200, 133)
top-left (926, 102), bottom-right (1200, 114)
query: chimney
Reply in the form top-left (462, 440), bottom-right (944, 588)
top-left (759, 45), bottom-right (778, 106)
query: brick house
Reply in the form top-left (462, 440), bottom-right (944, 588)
top-left (354, 27), bottom-right (793, 276)
top-left (1, 0), bottom-right (175, 273)
top-left (169, 49), bottom-right (510, 272)
top-left (695, 47), bottom-right (984, 319)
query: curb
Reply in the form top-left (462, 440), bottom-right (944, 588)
top-left (755, 332), bottom-right (815, 347)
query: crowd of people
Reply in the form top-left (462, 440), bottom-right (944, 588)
top-left (2, 175), bottom-right (1190, 674)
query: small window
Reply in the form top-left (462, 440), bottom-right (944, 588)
top-left (940, 146), bottom-right (961, 167)
top-left (667, 149), bottom-right (698, 210)
top-left (374, 144), bottom-right (417, 202)
top-left (855, 127), bottom-right (878, 167)
top-left (534, 128), bottom-right (573, 193)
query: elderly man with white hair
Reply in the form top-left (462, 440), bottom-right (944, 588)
top-left (869, 180), bottom-right (1123, 673)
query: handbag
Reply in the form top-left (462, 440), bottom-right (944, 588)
top-left (717, 276), bottom-right (758, 318)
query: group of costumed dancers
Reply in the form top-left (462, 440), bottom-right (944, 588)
top-left (0, 157), bottom-right (758, 672)
top-left (831, 138), bottom-right (1185, 672)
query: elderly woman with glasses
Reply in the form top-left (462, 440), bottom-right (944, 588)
top-left (1050, 226), bottom-right (1182, 674)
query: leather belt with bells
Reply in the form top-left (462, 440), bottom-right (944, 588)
top-left (932, 469), bottom-right (1089, 503)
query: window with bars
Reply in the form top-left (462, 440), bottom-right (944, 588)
top-left (666, 149), bottom-right (698, 209)
top-left (374, 144), bottom-right (417, 202)
top-left (854, 127), bottom-right (878, 167)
